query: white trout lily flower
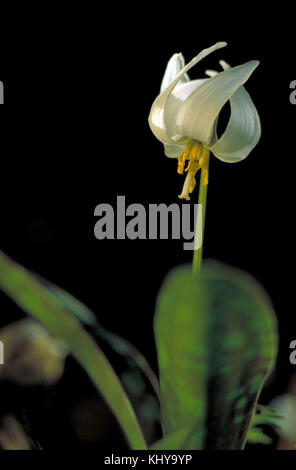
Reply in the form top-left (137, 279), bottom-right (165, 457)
top-left (148, 42), bottom-right (261, 200)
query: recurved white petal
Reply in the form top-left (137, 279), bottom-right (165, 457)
top-left (148, 42), bottom-right (227, 146)
top-left (207, 85), bottom-right (261, 162)
top-left (160, 53), bottom-right (190, 92)
top-left (205, 59), bottom-right (261, 162)
top-left (175, 60), bottom-right (260, 146)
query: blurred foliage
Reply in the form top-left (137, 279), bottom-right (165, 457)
top-left (247, 405), bottom-right (283, 445)
top-left (0, 251), bottom-right (279, 450)
top-left (270, 389), bottom-right (296, 448)
top-left (0, 415), bottom-right (31, 450)
top-left (0, 318), bottom-right (66, 386)
top-left (35, 273), bottom-right (160, 399)
top-left (153, 262), bottom-right (278, 449)
top-left (0, 250), bottom-right (146, 449)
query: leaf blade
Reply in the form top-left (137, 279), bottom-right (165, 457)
top-left (0, 250), bottom-right (147, 450)
top-left (154, 261), bottom-right (278, 450)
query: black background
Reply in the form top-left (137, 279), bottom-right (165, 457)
top-left (0, 26), bottom-right (295, 453)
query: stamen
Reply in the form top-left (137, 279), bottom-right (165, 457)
top-left (177, 153), bottom-right (187, 174)
top-left (201, 168), bottom-right (209, 186)
top-left (177, 140), bottom-right (194, 174)
top-left (199, 149), bottom-right (210, 186)
top-left (185, 153), bottom-right (196, 172)
top-left (177, 142), bottom-right (210, 200)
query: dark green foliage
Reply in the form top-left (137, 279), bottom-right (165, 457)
top-left (153, 262), bottom-right (278, 449)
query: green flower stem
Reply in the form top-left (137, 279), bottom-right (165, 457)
top-left (192, 157), bottom-right (210, 277)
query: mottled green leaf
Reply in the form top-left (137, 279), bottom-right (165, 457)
top-left (246, 404), bottom-right (283, 445)
top-left (154, 261), bottom-right (278, 450)
top-left (150, 425), bottom-right (194, 450)
top-left (251, 405), bottom-right (283, 429)
top-left (246, 427), bottom-right (272, 445)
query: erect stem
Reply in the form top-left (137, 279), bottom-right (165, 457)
top-left (192, 156), bottom-right (210, 277)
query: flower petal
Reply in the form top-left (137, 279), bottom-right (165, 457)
top-left (207, 83), bottom-right (261, 163)
top-left (164, 79), bottom-right (208, 142)
top-left (164, 143), bottom-right (185, 158)
top-left (205, 60), bottom-right (261, 163)
top-left (148, 42), bottom-right (227, 145)
top-left (160, 53), bottom-right (190, 92)
top-left (175, 60), bottom-right (260, 145)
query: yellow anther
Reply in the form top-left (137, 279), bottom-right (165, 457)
top-left (177, 141), bottom-right (210, 199)
top-left (177, 141), bottom-right (195, 174)
top-left (185, 153), bottom-right (195, 172)
top-left (177, 153), bottom-right (187, 174)
top-left (201, 168), bottom-right (208, 186)
top-left (199, 148), bottom-right (210, 186)
top-left (188, 144), bottom-right (201, 171)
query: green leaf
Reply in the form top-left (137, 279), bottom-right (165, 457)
top-left (246, 427), bottom-right (272, 445)
top-left (36, 278), bottom-right (97, 326)
top-left (150, 425), bottom-right (194, 450)
top-left (0, 251), bottom-right (147, 450)
top-left (246, 404), bottom-right (283, 445)
top-left (34, 273), bottom-right (160, 399)
top-left (153, 261), bottom-right (278, 450)
top-left (251, 405), bottom-right (283, 429)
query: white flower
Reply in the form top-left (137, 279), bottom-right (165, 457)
top-left (148, 42), bottom-right (261, 200)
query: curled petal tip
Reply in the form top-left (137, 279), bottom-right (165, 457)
top-left (244, 60), bottom-right (260, 76)
top-left (194, 42), bottom-right (227, 61)
top-left (249, 59), bottom-right (260, 69)
top-left (169, 53), bottom-right (182, 63)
